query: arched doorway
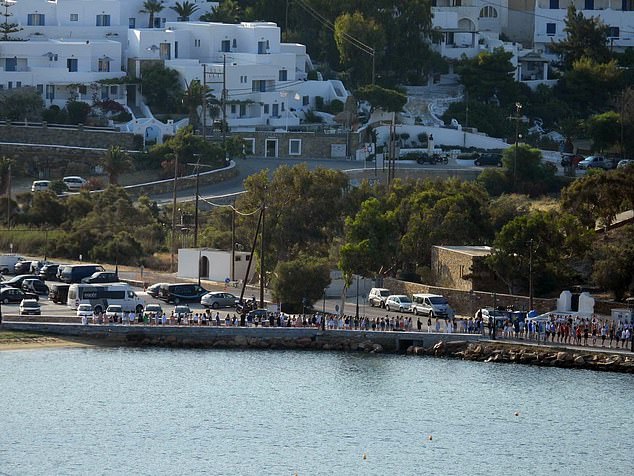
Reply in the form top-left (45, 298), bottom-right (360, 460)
top-left (200, 255), bottom-right (209, 279)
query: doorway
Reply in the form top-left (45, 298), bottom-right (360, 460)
top-left (265, 139), bottom-right (278, 158)
top-left (200, 255), bottom-right (209, 279)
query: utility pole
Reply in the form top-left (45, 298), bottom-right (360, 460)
top-left (231, 198), bottom-right (236, 281)
top-left (222, 54), bottom-right (227, 154)
top-left (259, 198), bottom-right (265, 308)
top-left (6, 162), bottom-right (11, 227)
top-left (371, 47), bottom-right (375, 85)
top-left (170, 151), bottom-right (179, 272)
top-left (513, 102), bottom-right (522, 189)
top-left (193, 158), bottom-right (200, 248)
top-left (202, 63), bottom-right (207, 140)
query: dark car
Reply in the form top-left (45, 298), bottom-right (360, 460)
top-left (21, 278), bottom-right (49, 295)
top-left (81, 271), bottom-right (120, 284)
top-left (157, 283), bottom-right (207, 304)
top-left (14, 261), bottom-right (34, 275)
top-left (49, 283), bottom-right (70, 304)
top-left (39, 263), bottom-right (60, 281)
top-left (1, 287), bottom-right (39, 304)
top-left (414, 153), bottom-right (448, 165)
top-left (474, 153), bottom-right (503, 167)
top-left (3, 274), bottom-right (42, 289)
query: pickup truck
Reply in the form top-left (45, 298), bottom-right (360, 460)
top-left (577, 156), bottom-right (615, 170)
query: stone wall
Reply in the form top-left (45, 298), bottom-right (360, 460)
top-left (236, 130), bottom-right (359, 159)
top-left (0, 123), bottom-right (138, 149)
top-left (384, 277), bottom-right (557, 317)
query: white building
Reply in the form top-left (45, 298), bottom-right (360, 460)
top-left (178, 248), bottom-right (255, 284)
top-left (533, 0), bottom-right (634, 55)
top-left (1, 0), bottom-right (349, 131)
top-left (127, 20), bottom-right (349, 131)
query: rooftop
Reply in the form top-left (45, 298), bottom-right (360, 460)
top-left (434, 245), bottom-right (493, 257)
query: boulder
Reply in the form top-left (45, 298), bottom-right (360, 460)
top-left (556, 352), bottom-right (572, 362)
top-left (573, 355), bottom-right (586, 364)
top-left (371, 343), bottom-right (383, 353)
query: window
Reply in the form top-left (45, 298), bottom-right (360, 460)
top-left (129, 17), bottom-right (136, 29)
top-left (609, 26), bottom-right (620, 38)
top-left (278, 69), bottom-right (287, 81)
top-left (258, 41), bottom-right (267, 54)
top-left (479, 6), bottom-right (498, 18)
top-left (252, 80), bottom-right (266, 92)
top-left (5, 57), bottom-right (16, 72)
top-left (624, 0), bottom-right (634, 11)
top-left (239, 104), bottom-right (246, 116)
top-left (98, 59), bottom-right (110, 72)
top-left (16, 81), bottom-right (21, 88)
top-left (244, 138), bottom-right (256, 154)
top-left (230, 104), bottom-right (236, 114)
top-left (263, 104), bottom-right (269, 114)
top-left (46, 85), bottom-right (55, 100)
top-left (584, 0), bottom-right (594, 9)
top-left (110, 86), bottom-right (118, 95)
top-left (546, 23), bottom-right (556, 36)
top-left (70, 14), bottom-right (78, 22)
top-left (272, 103), bottom-right (279, 117)
top-left (27, 13), bottom-right (45, 26)
top-left (289, 139), bottom-right (302, 155)
top-left (67, 58), bottom-right (78, 72)
top-left (36, 84), bottom-right (43, 94)
top-left (232, 38), bottom-right (237, 49)
top-left (302, 95), bottom-right (309, 106)
top-left (154, 17), bottom-right (162, 28)
top-left (221, 40), bottom-right (230, 52)
top-left (96, 14), bottom-right (111, 27)
top-left (175, 41), bottom-right (179, 58)
top-left (194, 39), bottom-right (201, 47)
top-left (549, 0), bottom-right (559, 8)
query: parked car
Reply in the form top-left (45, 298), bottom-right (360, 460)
top-left (410, 152), bottom-right (448, 165)
top-left (560, 153), bottom-right (584, 168)
top-left (0, 287), bottom-right (39, 304)
top-left (201, 291), bottom-right (238, 309)
top-left (39, 263), bottom-right (60, 281)
top-left (31, 180), bottom-right (51, 193)
top-left (617, 159), bottom-right (633, 169)
top-left (19, 299), bottom-right (41, 316)
top-left (77, 303), bottom-right (93, 319)
top-left (59, 264), bottom-right (105, 283)
top-left (29, 260), bottom-right (49, 274)
top-left (14, 261), bottom-right (34, 275)
top-left (144, 303), bottom-right (163, 316)
top-left (384, 295), bottom-right (413, 313)
top-left (474, 153), bottom-right (503, 167)
top-left (21, 278), bottom-right (49, 295)
top-left (368, 288), bottom-right (391, 308)
top-left (0, 254), bottom-right (24, 274)
top-left (105, 304), bottom-right (123, 321)
top-left (3, 274), bottom-right (42, 289)
top-left (411, 293), bottom-right (453, 318)
top-left (63, 176), bottom-right (87, 191)
top-left (157, 283), bottom-right (208, 304)
top-left (577, 156), bottom-right (614, 170)
top-left (81, 271), bottom-right (120, 284)
top-left (146, 283), bottom-right (165, 298)
top-left (174, 305), bottom-right (192, 319)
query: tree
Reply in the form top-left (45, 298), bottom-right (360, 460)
top-left (334, 12), bottom-right (384, 85)
top-left (181, 79), bottom-right (207, 131)
top-left (102, 146), bottom-right (132, 185)
top-left (355, 84), bottom-right (407, 112)
top-left (201, 0), bottom-right (242, 23)
top-left (586, 111), bottom-right (621, 152)
top-left (591, 224), bottom-right (634, 300)
top-left (550, 5), bottom-right (610, 70)
top-left (457, 49), bottom-right (519, 104)
top-left (501, 144), bottom-right (557, 196)
top-left (65, 100), bottom-right (91, 124)
top-left (139, 0), bottom-right (165, 28)
top-left (0, 0), bottom-right (22, 40)
top-left (140, 63), bottom-right (182, 113)
top-left (270, 254), bottom-right (331, 310)
top-left (170, 1), bottom-right (198, 21)
top-left (0, 87), bottom-right (44, 121)
top-left (486, 210), bottom-right (589, 295)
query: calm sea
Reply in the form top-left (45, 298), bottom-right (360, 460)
top-left (1, 347), bottom-right (632, 475)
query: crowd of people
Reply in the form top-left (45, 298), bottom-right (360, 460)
top-left (80, 307), bottom-right (633, 350)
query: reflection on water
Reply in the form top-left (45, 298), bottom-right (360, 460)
top-left (1, 347), bottom-right (632, 475)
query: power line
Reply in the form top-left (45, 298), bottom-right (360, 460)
top-left (198, 195), bottom-right (260, 216)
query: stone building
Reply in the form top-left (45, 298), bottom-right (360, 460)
top-left (431, 245), bottom-right (503, 292)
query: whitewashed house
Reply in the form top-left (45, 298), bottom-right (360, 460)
top-left (178, 248), bottom-right (255, 284)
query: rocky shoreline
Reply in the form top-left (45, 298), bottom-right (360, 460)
top-left (406, 341), bottom-right (634, 373)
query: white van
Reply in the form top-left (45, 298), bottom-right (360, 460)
top-left (411, 293), bottom-right (453, 318)
top-left (31, 180), bottom-right (51, 192)
top-left (0, 254), bottom-right (25, 274)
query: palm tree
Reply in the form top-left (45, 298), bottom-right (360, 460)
top-left (102, 146), bottom-right (132, 185)
top-left (171, 1), bottom-right (199, 22)
top-left (139, 0), bottom-right (165, 28)
top-left (200, 0), bottom-right (242, 24)
top-left (182, 80), bottom-right (208, 131)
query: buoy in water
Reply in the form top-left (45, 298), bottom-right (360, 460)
top-left (363, 453), bottom-right (367, 460)
top-left (428, 435), bottom-right (433, 441)
top-left (515, 412), bottom-right (520, 417)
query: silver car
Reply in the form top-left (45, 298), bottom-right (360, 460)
top-left (384, 295), bottom-right (413, 313)
top-left (201, 291), bottom-right (238, 309)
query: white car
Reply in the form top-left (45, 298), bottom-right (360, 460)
top-left (63, 176), bottom-right (87, 191)
top-left (617, 159), bottom-right (633, 169)
top-left (19, 299), bottom-right (41, 316)
top-left (77, 304), bottom-right (93, 319)
top-left (31, 180), bottom-right (51, 192)
top-left (105, 305), bottom-right (123, 321)
top-left (384, 295), bottom-right (413, 313)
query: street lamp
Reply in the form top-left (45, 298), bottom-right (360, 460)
top-left (514, 102), bottom-right (522, 188)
